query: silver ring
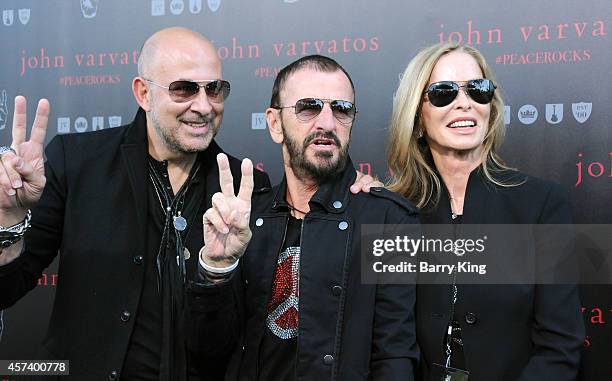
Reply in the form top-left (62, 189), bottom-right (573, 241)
top-left (0, 146), bottom-right (16, 159)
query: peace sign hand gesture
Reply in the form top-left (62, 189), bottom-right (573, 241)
top-left (0, 96), bottom-right (49, 218)
top-left (201, 153), bottom-right (254, 269)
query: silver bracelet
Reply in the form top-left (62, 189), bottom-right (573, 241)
top-left (0, 210), bottom-right (32, 248)
top-left (198, 246), bottom-right (239, 274)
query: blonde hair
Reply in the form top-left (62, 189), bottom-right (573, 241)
top-left (387, 42), bottom-right (517, 209)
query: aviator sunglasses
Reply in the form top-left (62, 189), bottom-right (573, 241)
top-left (144, 79), bottom-right (231, 103)
top-left (424, 78), bottom-right (496, 107)
top-left (274, 98), bottom-right (357, 125)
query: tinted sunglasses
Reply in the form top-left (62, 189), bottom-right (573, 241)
top-left (424, 79), bottom-right (496, 107)
top-left (144, 79), bottom-right (231, 103)
top-left (274, 98), bottom-right (357, 125)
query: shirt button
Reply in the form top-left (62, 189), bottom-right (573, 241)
top-left (338, 221), bottom-right (348, 231)
top-left (465, 312), bottom-right (477, 325)
top-left (133, 255), bottom-right (143, 265)
top-left (120, 310), bottom-right (131, 322)
top-left (332, 200), bottom-right (342, 209)
top-left (332, 285), bottom-right (343, 296)
top-left (255, 218), bottom-right (264, 227)
top-left (108, 370), bottom-right (118, 380)
top-left (323, 354), bottom-right (334, 365)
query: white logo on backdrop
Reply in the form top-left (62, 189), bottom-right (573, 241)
top-left (503, 105), bottom-right (511, 125)
top-left (74, 117), bottom-right (88, 133)
top-left (545, 104), bottom-right (563, 125)
top-left (92, 116), bottom-right (104, 130)
top-left (108, 116), bottom-right (122, 128)
top-left (0, 90), bottom-right (8, 130)
top-left (18, 9), bottom-right (30, 25)
top-left (572, 102), bottom-right (592, 124)
top-left (80, 0), bottom-right (99, 18)
top-left (170, 0), bottom-right (184, 15)
top-left (57, 118), bottom-right (71, 134)
top-left (3, 10), bottom-right (14, 26)
top-left (251, 113), bottom-right (267, 130)
top-left (190, 0), bottom-right (202, 13)
top-left (517, 105), bottom-right (538, 125)
top-left (207, 0), bottom-right (221, 12)
top-left (151, 0), bottom-right (165, 16)
top-left (284, 0), bottom-right (299, 3)
top-left (57, 116), bottom-right (122, 133)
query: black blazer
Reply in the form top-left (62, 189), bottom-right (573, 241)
top-left (0, 108), bottom-right (270, 380)
top-left (416, 169), bottom-right (584, 381)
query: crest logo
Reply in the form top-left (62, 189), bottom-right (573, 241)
top-left (151, 0), bottom-right (165, 16)
top-left (190, 0), bottom-right (202, 13)
top-left (57, 117), bottom-right (71, 134)
top-left (572, 102), bottom-right (592, 124)
top-left (18, 9), bottom-right (30, 25)
top-left (3, 10), bottom-right (14, 26)
top-left (207, 0), bottom-right (221, 12)
top-left (518, 105), bottom-right (538, 125)
top-left (80, 0), bottom-right (99, 18)
top-left (170, 0), bottom-right (184, 15)
top-left (545, 104), bottom-right (563, 125)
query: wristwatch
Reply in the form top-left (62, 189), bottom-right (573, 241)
top-left (0, 210), bottom-right (32, 248)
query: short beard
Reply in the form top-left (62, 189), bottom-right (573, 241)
top-left (282, 121), bottom-right (348, 184)
top-left (149, 92), bottom-right (217, 154)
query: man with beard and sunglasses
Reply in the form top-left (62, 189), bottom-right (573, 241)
top-left (187, 55), bottom-right (420, 380)
top-left (0, 29), bottom-right (378, 380)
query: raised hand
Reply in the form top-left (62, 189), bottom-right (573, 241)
top-left (201, 153), bottom-right (254, 269)
top-left (0, 96), bottom-right (49, 215)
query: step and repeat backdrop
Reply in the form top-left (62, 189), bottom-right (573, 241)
top-left (0, 0), bottom-right (610, 379)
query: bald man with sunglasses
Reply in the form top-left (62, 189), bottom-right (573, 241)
top-left (0, 28), bottom-right (378, 381)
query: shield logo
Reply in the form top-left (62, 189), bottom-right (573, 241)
top-left (170, 0), bottom-right (184, 15)
top-left (545, 104), bottom-right (563, 125)
top-left (189, 0), bottom-right (202, 13)
top-left (80, 0), bottom-right (99, 19)
top-left (572, 102), bottom-right (592, 124)
top-left (3, 10), bottom-right (14, 26)
top-left (208, 0), bottom-right (221, 12)
top-left (18, 9), bottom-right (30, 25)
top-left (108, 116), bottom-right (122, 128)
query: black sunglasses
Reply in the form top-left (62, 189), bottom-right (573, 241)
top-left (144, 79), bottom-right (231, 103)
top-left (424, 79), bottom-right (496, 107)
top-left (274, 98), bottom-right (357, 125)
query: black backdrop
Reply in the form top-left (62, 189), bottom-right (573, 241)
top-left (0, 0), bottom-right (610, 379)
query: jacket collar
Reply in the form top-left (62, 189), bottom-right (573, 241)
top-left (271, 157), bottom-right (357, 214)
